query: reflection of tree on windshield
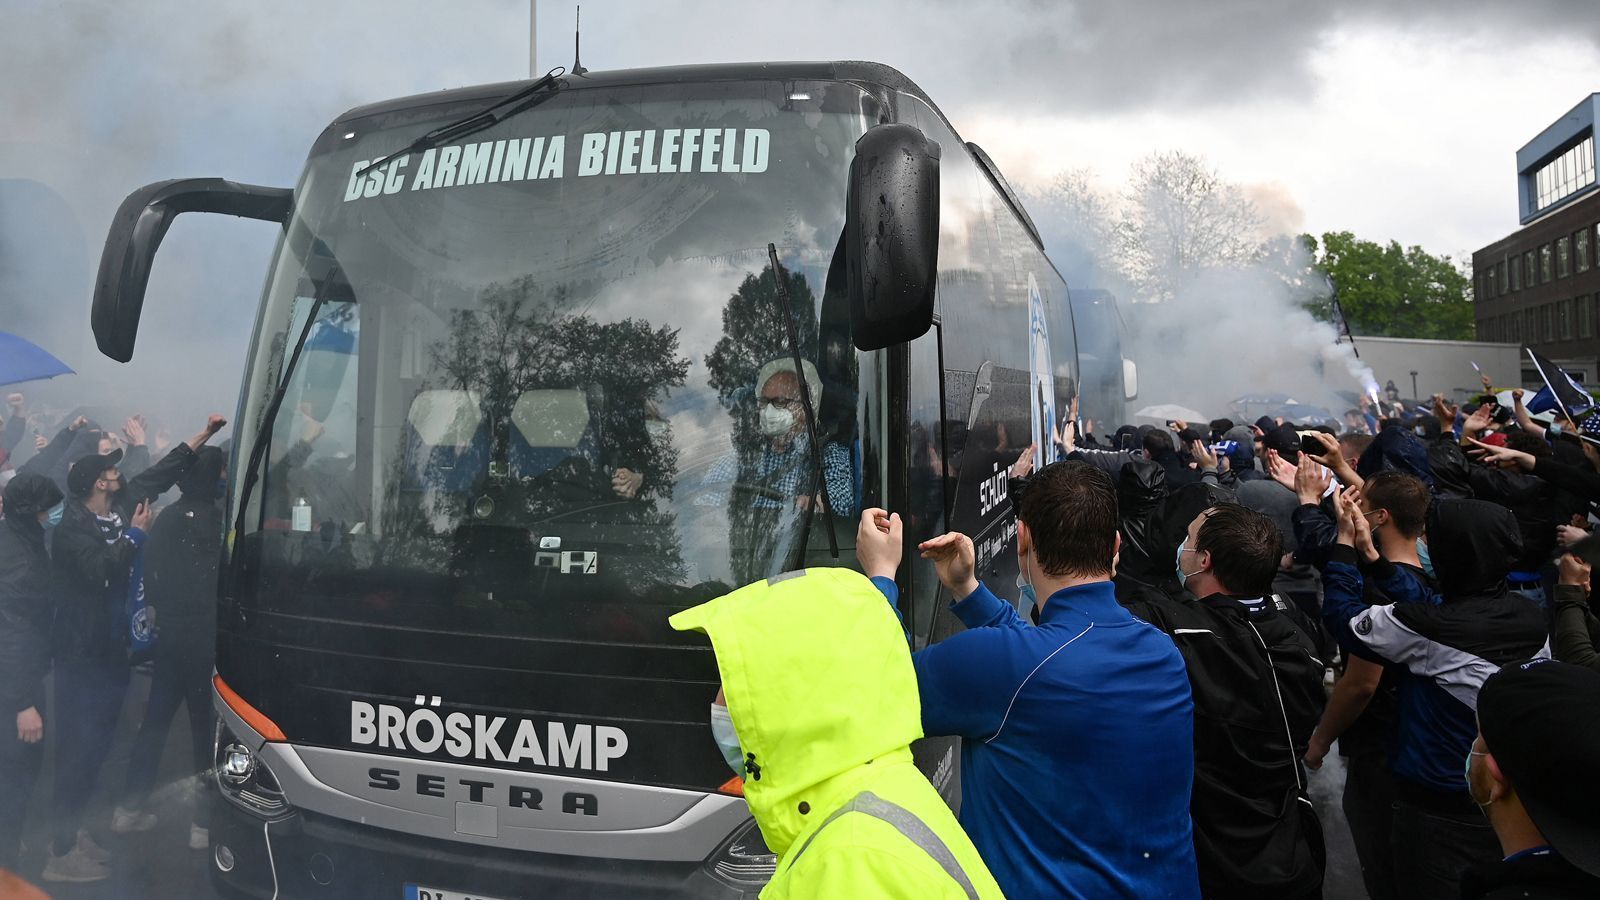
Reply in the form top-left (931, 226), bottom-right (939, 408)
top-left (434, 280), bottom-right (689, 499)
top-left (702, 260), bottom-right (857, 582)
top-left (379, 277), bottom-right (693, 593)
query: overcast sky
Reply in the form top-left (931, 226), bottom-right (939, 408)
top-left (548, 0), bottom-right (1600, 259)
top-left (4, 0), bottom-right (1599, 416)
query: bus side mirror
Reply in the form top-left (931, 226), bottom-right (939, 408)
top-left (846, 124), bottom-right (941, 351)
top-left (93, 178), bottom-right (293, 362)
top-left (1123, 357), bottom-right (1139, 401)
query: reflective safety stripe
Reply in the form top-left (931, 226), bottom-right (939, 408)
top-left (786, 791), bottom-right (978, 899)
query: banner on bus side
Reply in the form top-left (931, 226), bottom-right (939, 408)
top-left (342, 128), bottom-right (772, 202)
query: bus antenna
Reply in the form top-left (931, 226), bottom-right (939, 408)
top-left (571, 5), bottom-right (589, 76)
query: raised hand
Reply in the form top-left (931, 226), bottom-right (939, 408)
top-left (1266, 449), bottom-right (1297, 491)
top-left (918, 531), bottom-right (979, 599)
top-left (856, 508), bottom-right (904, 580)
top-left (1333, 484), bottom-right (1358, 548)
top-left (1462, 405), bottom-right (1494, 439)
top-left (1010, 444), bottom-right (1037, 479)
top-left (123, 415), bottom-right (147, 447)
top-left (1295, 455), bottom-right (1332, 506)
top-left (1345, 486), bottom-right (1379, 562)
top-left (1558, 552), bottom-right (1592, 592)
top-left (131, 500), bottom-right (154, 532)
top-left (1190, 439), bottom-right (1218, 471)
top-left (1466, 437), bottom-right (1536, 472)
top-left (1557, 524), bottom-right (1590, 549)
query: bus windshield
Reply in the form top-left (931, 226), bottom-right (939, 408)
top-left (226, 79), bottom-right (875, 785)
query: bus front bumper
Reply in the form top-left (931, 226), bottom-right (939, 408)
top-left (208, 805), bottom-right (753, 900)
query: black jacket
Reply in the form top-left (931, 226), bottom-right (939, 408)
top-left (52, 443), bottom-right (197, 660)
top-left (1468, 463), bottom-right (1581, 574)
top-left (1115, 459), bottom-right (1168, 581)
top-left (145, 447), bottom-right (224, 651)
top-left (1123, 588), bottom-right (1327, 899)
top-left (1460, 850), bottom-right (1600, 899)
top-left (1552, 584), bottom-right (1600, 674)
top-left (0, 476), bottom-right (62, 715)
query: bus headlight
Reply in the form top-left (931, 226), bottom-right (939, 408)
top-left (214, 722), bottom-right (293, 821)
top-left (705, 817), bottom-right (777, 888)
top-left (221, 744), bottom-right (256, 784)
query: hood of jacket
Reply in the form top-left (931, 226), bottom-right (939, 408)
top-left (1222, 425), bottom-right (1257, 471)
top-left (177, 445), bottom-right (225, 499)
top-left (3, 473), bottom-right (63, 528)
top-left (1357, 428), bottom-right (1436, 492)
top-left (668, 568), bottom-right (922, 856)
top-left (1154, 481), bottom-right (1239, 576)
top-left (1117, 459), bottom-right (1168, 578)
top-left (1118, 458), bottom-right (1167, 518)
top-left (1427, 499), bottom-right (1521, 599)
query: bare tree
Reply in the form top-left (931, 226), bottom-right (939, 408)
top-left (1115, 150), bottom-right (1265, 304)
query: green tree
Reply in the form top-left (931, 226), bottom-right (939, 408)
top-left (1304, 231), bottom-right (1474, 340)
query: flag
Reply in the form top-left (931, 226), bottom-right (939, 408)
top-left (1525, 348), bottom-right (1594, 419)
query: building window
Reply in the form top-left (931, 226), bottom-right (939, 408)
top-left (1526, 307), bottom-right (1539, 341)
top-left (1511, 254), bottom-right (1521, 290)
top-left (1580, 294), bottom-right (1594, 339)
top-left (1500, 258), bottom-right (1510, 293)
top-left (1559, 236), bottom-right (1572, 278)
top-left (1528, 250), bottom-right (1538, 285)
top-left (1533, 135), bottom-right (1596, 213)
top-left (1542, 243), bottom-right (1554, 283)
top-left (1560, 299), bottom-right (1574, 339)
top-left (1543, 303), bottom-right (1555, 341)
top-left (1579, 229), bottom-right (1591, 273)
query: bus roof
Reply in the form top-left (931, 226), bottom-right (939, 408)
top-left (332, 60), bottom-right (935, 125)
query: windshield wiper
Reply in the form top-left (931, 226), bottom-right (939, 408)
top-left (227, 254), bottom-right (341, 583)
top-left (767, 243), bottom-right (839, 560)
top-left (356, 67), bottom-right (566, 180)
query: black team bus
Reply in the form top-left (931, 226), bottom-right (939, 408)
top-left (89, 61), bottom-right (1134, 899)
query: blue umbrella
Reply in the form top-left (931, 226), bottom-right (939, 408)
top-left (0, 332), bottom-right (74, 387)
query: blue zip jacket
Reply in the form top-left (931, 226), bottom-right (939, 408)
top-left (875, 576), bottom-right (1201, 899)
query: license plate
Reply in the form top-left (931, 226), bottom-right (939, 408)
top-left (405, 885), bottom-right (513, 900)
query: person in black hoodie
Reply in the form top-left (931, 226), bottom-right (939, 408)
top-left (116, 446), bottom-right (225, 851)
top-left (0, 474), bottom-right (64, 872)
top-left (1123, 503), bottom-right (1326, 899)
top-left (43, 414), bottom-right (225, 883)
top-left (1112, 458), bottom-right (1168, 584)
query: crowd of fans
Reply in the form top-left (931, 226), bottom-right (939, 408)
top-left (692, 375), bottom-right (1600, 899)
top-left (0, 392), bottom-right (227, 884)
top-left (6, 372), bottom-right (1600, 899)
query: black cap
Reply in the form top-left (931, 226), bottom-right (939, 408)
top-left (1261, 426), bottom-right (1302, 464)
top-left (67, 449), bottom-right (123, 498)
top-left (1478, 658), bottom-right (1600, 877)
top-left (1253, 416), bottom-right (1277, 435)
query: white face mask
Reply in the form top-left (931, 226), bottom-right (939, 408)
top-left (710, 703), bottom-right (743, 775)
top-left (759, 404), bottom-right (795, 437)
top-left (1176, 537), bottom-right (1199, 585)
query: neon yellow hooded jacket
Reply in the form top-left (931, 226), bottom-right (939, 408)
top-left (670, 568), bottom-right (1005, 899)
